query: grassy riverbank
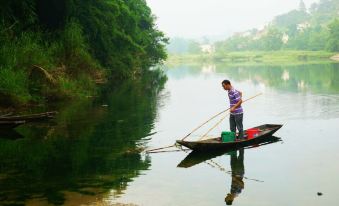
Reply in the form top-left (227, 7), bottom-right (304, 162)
top-left (167, 50), bottom-right (337, 67)
top-left (0, 28), bottom-right (103, 107)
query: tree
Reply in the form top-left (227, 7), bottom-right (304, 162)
top-left (307, 26), bottom-right (327, 50)
top-left (274, 10), bottom-right (309, 30)
top-left (299, 0), bottom-right (307, 12)
top-left (188, 41), bottom-right (202, 54)
top-left (326, 19), bottom-right (339, 52)
top-left (261, 28), bottom-right (283, 50)
top-left (0, 0), bottom-right (168, 78)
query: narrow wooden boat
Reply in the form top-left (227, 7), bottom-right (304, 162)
top-left (176, 124), bottom-right (283, 152)
top-left (177, 136), bottom-right (281, 168)
top-left (0, 111), bottom-right (57, 122)
top-left (0, 121), bottom-right (26, 129)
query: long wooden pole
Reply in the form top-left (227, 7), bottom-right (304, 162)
top-left (145, 144), bottom-right (176, 153)
top-left (199, 113), bottom-right (229, 140)
top-left (180, 109), bottom-right (230, 141)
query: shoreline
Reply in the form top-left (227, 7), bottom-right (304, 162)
top-left (330, 54), bottom-right (339, 61)
top-left (166, 50), bottom-right (337, 66)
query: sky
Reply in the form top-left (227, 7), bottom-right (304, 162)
top-left (146, 0), bottom-right (319, 39)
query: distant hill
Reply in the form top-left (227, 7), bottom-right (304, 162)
top-left (214, 0), bottom-right (339, 52)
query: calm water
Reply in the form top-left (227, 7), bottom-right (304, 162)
top-left (1, 63), bottom-right (339, 206)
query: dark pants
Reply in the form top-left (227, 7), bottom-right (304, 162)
top-left (230, 113), bottom-right (243, 139)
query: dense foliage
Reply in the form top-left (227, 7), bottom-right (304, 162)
top-left (215, 0), bottom-right (339, 52)
top-left (0, 0), bottom-right (168, 105)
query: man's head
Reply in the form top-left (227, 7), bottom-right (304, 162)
top-left (222, 79), bottom-right (232, 91)
top-left (225, 193), bottom-right (235, 205)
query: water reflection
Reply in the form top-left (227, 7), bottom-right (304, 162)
top-left (0, 129), bottom-right (24, 140)
top-left (167, 63), bottom-right (339, 93)
top-left (0, 76), bottom-right (165, 205)
top-left (225, 149), bottom-right (244, 205)
top-left (178, 136), bottom-right (281, 205)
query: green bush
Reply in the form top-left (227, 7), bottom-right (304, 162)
top-left (60, 20), bottom-right (100, 74)
top-left (0, 67), bottom-right (31, 103)
top-left (0, 32), bottom-right (53, 70)
top-left (326, 19), bottom-right (339, 52)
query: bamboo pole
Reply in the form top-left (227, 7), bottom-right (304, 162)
top-left (181, 108), bottom-right (230, 141)
top-left (199, 113), bottom-right (229, 141)
top-left (145, 144), bottom-right (176, 153)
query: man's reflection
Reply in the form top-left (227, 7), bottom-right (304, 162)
top-left (225, 149), bottom-right (245, 205)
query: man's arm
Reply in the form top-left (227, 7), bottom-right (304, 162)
top-left (230, 91), bottom-right (242, 112)
top-left (238, 91), bottom-right (243, 106)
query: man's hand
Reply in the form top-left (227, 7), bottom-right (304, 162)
top-left (231, 97), bottom-right (242, 113)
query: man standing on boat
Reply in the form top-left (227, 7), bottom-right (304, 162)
top-left (222, 80), bottom-right (244, 140)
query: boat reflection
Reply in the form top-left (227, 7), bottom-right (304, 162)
top-left (177, 136), bottom-right (282, 205)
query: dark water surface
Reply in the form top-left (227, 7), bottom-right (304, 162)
top-left (1, 63), bottom-right (339, 206)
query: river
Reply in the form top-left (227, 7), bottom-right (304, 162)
top-left (1, 62), bottom-right (339, 206)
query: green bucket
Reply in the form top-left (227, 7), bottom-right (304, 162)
top-left (221, 131), bottom-right (235, 142)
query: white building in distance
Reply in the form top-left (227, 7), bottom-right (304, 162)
top-left (200, 44), bottom-right (215, 54)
